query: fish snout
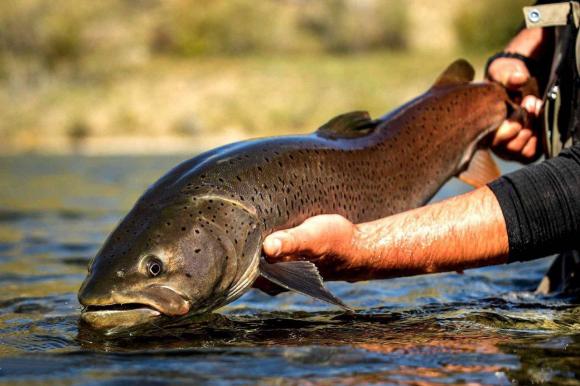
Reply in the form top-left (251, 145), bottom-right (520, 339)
top-left (78, 273), bottom-right (108, 307)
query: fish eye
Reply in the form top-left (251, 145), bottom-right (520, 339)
top-left (146, 256), bottom-right (163, 277)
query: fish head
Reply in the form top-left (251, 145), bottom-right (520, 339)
top-left (78, 195), bottom-right (262, 332)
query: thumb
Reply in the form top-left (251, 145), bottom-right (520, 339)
top-left (263, 233), bottom-right (286, 259)
top-left (505, 69), bottom-right (528, 89)
top-left (262, 226), bottom-right (320, 262)
top-left (262, 215), bottom-right (351, 262)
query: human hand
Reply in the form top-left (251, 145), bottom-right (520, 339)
top-left (486, 57), bottom-right (543, 163)
top-left (254, 215), bottom-right (364, 296)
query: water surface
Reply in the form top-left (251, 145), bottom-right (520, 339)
top-left (0, 155), bottom-right (578, 385)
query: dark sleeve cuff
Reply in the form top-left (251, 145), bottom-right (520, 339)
top-left (488, 144), bottom-right (580, 262)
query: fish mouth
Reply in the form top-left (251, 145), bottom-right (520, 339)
top-left (80, 302), bottom-right (163, 332)
top-left (79, 286), bottom-right (191, 332)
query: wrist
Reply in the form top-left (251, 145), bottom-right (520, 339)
top-left (504, 27), bottom-right (547, 58)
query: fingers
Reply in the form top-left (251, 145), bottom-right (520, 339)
top-left (521, 136), bottom-right (539, 160)
top-left (503, 127), bottom-right (533, 153)
top-left (262, 214), bottom-right (354, 263)
top-left (492, 95), bottom-right (541, 147)
top-left (522, 95), bottom-right (542, 116)
top-left (492, 120), bottom-right (522, 147)
top-left (487, 58), bottom-right (530, 90)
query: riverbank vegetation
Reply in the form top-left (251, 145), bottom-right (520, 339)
top-left (0, 0), bottom-right (530, 154)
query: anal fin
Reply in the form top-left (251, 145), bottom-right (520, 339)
top-left (259, 257), bottom-right (352, 311)
top-left (458, 149), bottom-right (501, 188)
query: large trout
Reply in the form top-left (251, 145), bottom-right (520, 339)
top-left (79, 59), bottom-right (512, 331)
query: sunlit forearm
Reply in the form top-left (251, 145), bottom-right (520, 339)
top-left (352, 186), bottom-right (509, 279)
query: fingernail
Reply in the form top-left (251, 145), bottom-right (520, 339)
top-left (267, 238), bottom-right (282, 256)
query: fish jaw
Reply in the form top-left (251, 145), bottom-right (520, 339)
top-left (79, 285), bottom-right (190, 331)
top-left (80, 305), bottom-right (161, 331)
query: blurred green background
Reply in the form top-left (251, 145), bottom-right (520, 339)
top-left (0, 0), bottom-right (531, 154)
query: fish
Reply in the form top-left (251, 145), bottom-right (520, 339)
top-left (78, 59), bottom-right (512, 332)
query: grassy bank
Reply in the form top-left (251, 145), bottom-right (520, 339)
top-left (0, 51), bottom-right (487, 154)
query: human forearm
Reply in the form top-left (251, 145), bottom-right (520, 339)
top-left (503, 27), bottom-right (548, 59)
top-left (261, 186), bottom-right (509, 283)
top-left (351, 187), bottom-right (509, 280)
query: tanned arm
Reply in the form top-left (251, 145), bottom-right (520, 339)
top-left (261, 186), bottom-right (508, 283)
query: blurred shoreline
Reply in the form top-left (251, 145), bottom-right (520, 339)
top-left (0, 0), bottom-right (529, 155)
top-left (0, 133), bottom-right (247, 156)
top-left (1, 52), bottom-right (491, 155)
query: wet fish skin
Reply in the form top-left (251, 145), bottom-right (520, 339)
top-left (78, 60), bottom-right (510, 331)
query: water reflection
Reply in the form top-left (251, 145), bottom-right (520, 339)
top-left (0, 155), bottom-right (578, 384)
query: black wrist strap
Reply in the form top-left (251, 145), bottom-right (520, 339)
top-left (485, 52), bottom-right (539, 77)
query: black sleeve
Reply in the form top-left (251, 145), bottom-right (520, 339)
top-left (488, 143), bottom-right (580, 262)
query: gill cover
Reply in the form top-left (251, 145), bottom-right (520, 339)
top-left (189, 195), bottom-right (263, 308)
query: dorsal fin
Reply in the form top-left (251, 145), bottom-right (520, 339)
top-left (316, 111), bottom-right (376, 139)
top-left (431, 59), bottom-right (475, 89)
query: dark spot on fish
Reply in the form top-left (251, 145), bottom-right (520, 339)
top-left (195, 249), bottom-right (201, 253)
top-left (185, 273), bottom-right (192, 278)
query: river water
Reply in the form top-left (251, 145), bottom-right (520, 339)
top-left (0, 155), bottom-right (578, 385)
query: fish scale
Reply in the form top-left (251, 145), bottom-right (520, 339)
top-left (78, 59), bottom-right (514, 332)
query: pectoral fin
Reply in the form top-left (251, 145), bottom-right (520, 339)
top-left (259, 257), bottom-right (352, 311)
top-left (458, 149), bottom-right (501, 188)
